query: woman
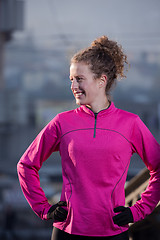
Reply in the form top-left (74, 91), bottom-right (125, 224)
top-left (17, 36), bottom-right (160, 240)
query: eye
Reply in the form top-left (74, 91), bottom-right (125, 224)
top-left (76, 77), bottom-right (83, 82)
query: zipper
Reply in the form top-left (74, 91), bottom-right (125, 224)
top-left (93, 113), bottom-right (98, 138)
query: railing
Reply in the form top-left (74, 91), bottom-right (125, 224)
top-left (125, 167), bottom-right (150, 207)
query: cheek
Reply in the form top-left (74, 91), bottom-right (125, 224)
top-left (88, 84), bottom-right (99, 95)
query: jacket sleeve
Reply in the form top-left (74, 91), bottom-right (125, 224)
top-left (17, 115), bottom-right (61, 220)
top-left (129, 116), bottom-right (160, 222)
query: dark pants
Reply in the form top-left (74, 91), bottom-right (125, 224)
top-left (51, 227), bottom-right (129, 240)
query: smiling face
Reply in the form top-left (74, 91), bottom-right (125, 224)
top-left (70, 62), bottom-right (108, 111)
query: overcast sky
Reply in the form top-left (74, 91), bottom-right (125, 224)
top-left (17, 0), bottom-right (160, 51)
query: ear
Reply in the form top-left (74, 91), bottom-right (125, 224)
top-left (99, 75), bottom-right (107, 88)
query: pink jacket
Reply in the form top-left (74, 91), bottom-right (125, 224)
top-left (17, 102), bottom-right (160, 237)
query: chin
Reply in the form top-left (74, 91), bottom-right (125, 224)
top-left (75, 96), bottom-right (88, 105)
top-left (76, 100), bottom-right (85, 106)
top-left (75, 99), bottom-right (81, 105)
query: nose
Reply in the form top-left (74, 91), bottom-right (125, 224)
top-left (71, 79), bottom-right (78, 91)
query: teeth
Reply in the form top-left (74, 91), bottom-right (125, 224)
top-left (75, 93), bottom-right (83, 96)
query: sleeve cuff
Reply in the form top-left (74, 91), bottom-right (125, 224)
top-left (129, 205), bottom-right (142, 223)
top-left (42, 204), bottom-right (52, 220)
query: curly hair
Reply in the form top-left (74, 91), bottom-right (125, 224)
top-left (71, 35), bottom-right (129, 96)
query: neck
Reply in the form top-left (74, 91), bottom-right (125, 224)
top-left (86, 98), bottom-right (110, 113)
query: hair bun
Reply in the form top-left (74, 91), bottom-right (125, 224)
top-left (91, 36), bottom-right (109, 49)
top-left (91, 35), bottom-right (128, 80)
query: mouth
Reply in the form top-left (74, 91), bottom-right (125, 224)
top-left (74, 91), bottom-right (85, 98)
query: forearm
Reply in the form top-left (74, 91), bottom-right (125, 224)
top-left (130, 168), bottom-right (160, 222)
top-left (17, 160), bottom-right (52, 220)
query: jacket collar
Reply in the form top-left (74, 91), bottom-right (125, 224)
top-left (79, 102), bottom-right (116, 117)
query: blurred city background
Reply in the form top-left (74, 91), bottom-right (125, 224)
top-left (0, 0), bottom-right (160, 239)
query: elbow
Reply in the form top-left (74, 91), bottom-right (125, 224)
top-left (17, 157), bottom-right (29, 175)
top-left (17, 159), bottom-right (24, 176)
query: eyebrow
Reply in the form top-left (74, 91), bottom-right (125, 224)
top-left (69, 75), bottom-right (85, 78)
